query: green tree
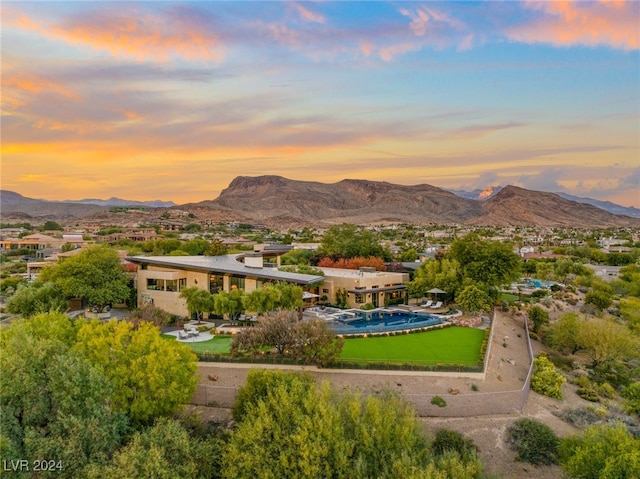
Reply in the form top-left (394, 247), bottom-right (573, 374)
top-left (410, 258), bottom-right (461, 301)
top-left (242, 285), bottom-right (280, 314)
top-left (576, 318), bottom-right (639, 368)
top-left (39, 245), bottom-right (131, 313)
top-left (448, 234), bottom-right (521, 289)
top-left (231, 369), bottom-right (316, 422)
top-left (224, 370), bottom-right (440, 479)
top-left (272, 281), bottom-right (304, 310)
top-left (180, 286), bottom-right (215, 321)
top-left (281, 248), bottom-right (315, 265)
top-left (0, 313), bottom-right (127, 478)
top-left (619, 297), bottom-right (640, 334)
top-left (42, 220), bottom-right (63, 231)
top-left (74, 321), bottom-right (198, 425)
top-left (320, 223), bottom-right (386, 259)
top-left (559, 423), bottom-right (640, 479)
top-left (335, 287), bottom-right (348, 308)
top-left (528, 305), bottom-right (550, 334)
top-left (545, 312), bottom-right (583, 354)
top-left (584, 287), bottom-right (614, 311)
top-left (205, 238), bottom-right (228, 256)
top-left (399, 247), bottom-right (419, 262)
top-left (455, 283), bottom-right (492, 313)
top-left (336, 392), bottom-right (432, 478)
top-left (182, 238), bottom-right (210, 256)
top-left (61, 242), bottom-right (76, 253)
top-left (5, 282), bottom-right (67, 318)
top-left (214, 288), bottom-right (246, 321)
top-left (223, 372), bottom-right (350, 479)
top-left (84, 418), bottom-right (219, 479)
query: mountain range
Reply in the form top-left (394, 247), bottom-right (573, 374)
top-left (1, 177), bottom-right (639, 228)
top-left (448, 186), bottom-right (640, 218)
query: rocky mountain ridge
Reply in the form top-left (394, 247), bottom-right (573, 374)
top-left (2, 176), bottom-right (639, 228)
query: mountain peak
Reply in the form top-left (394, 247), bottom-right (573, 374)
top-left (478, 185), bottom-right (502, 200)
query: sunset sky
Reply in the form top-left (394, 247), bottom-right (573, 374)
top-left (2, 1), bottom-right (639, 207)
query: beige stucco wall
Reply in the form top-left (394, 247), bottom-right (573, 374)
top-left (317, 268), bottom-right (409, 308)
top-left (137, 265), bottom-right (263, 317)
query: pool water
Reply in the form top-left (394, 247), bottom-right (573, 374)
top-left (327, 309), bottom-right (443, 335)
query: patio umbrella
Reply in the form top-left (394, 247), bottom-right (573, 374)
top-left (426, 287), bottom-right (447, 303)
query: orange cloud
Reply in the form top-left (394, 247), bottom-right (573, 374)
top-left (8, 8), bottom-right (224, 62)
top-left (3, 73), bottom-right (81, 101)
top-left (507, 0), bottom-right (639, 50)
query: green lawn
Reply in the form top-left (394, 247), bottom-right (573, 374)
top-left (162, 334), bottom-right (232, 355)
top-left (340, 327), bottom-right (485, 365)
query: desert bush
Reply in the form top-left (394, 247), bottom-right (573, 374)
top-left (557, 407), bottom-right (602, 428)
top-left (598, 382), bottom-right (617, 399)
top-left (621, 382), bottom-right (640, 416)
top-left (508, 418), bottom-right (559, 465)
top-left (431, 396), bottom-right (447, 408)
top-left (531, 354), bottom-right (566, 399)
top-left (576, 384), bottom-right (600, 402)
top-left (431, 429), bottom-right (478, 462)
top-left (559, 423), bottom-right (640, 479)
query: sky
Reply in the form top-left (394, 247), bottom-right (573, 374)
top-left (1, 1), bottom-right (639, 207)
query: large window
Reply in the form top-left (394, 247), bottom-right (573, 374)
top-left (209, 274), bottom-right (224, 294)
top-left (146, 278), bottom-right (185, 292)
top-left (230, 276), bottom-right (245, 290)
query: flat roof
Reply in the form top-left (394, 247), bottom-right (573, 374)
top-left (126, 254), bottom-right (324, 285)
top-left (317, 267), bottom-right (402, 279)
top-left (347, 285), bottom-right (407, 294)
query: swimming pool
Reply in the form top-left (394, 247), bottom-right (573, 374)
top-left (325, 308), bottom-right (444, 335)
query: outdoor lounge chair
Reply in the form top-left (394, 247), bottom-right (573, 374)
top-left (178, 331), bottom-right (188, 340)
top-left (421, 300), bottom-right (433, 307)
top-left (430, 301), bottom-right (443, 309)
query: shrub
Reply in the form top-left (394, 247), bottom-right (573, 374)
top-left (598, 382), bottom-right (617, 399)
top-left (558, 407), bottom-right (602, 428)
top-left (431, 396), bottom-right (447, 408)
top-left (559, 423), bottom-right (640, 479)
top-left (576, 385), bottom-right (600, 402)
top-left (621, 382), bottom-right (640, 416)
top-left (531, 354), bottom-right (566, 399)
top-left (508, 418), bottom-right (559, 465)
top-left (431, 429), bottom-right (478, 461)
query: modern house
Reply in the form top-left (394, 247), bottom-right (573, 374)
top-left (127, 252), bottom-right (411, 317)
top-left (127, 253), bottom-right (325, 317)
top-left (316, 266), bottom-right (409, 308)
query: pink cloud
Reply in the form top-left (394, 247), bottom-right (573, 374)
top-left (7, 8), bottom-right (224, 62)
top-left (291, 2), bottom-right (325, 24)
top-left (507, 0), bottom-right (639, 50)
